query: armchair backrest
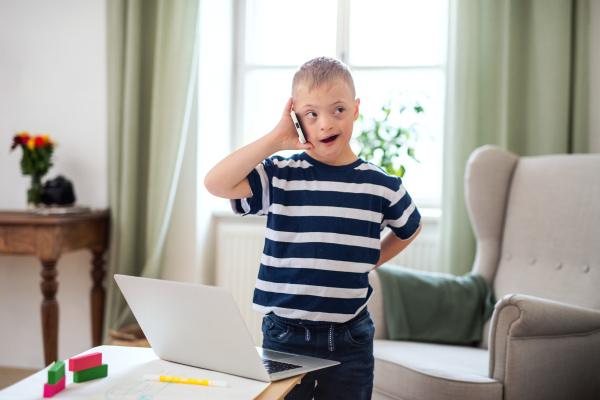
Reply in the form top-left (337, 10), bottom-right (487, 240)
top-left (467, 146), bottom-right (600, 312)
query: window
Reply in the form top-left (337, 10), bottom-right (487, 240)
top-left (234, 0), bottom-right (448, 207)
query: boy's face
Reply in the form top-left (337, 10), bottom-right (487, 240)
top-left (293, 79), bottom-right (360, 166)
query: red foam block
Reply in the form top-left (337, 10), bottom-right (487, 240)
top-left (69, 352), bottom-right (102, 372)
top-left (43, 375), bottom-right (65, 398)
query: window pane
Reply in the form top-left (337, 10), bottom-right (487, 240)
top-left (349, 0), bottom-right (448, 66)
top-left (352, 69), bottom-right (445, 203)
top-left (246, 0), bottom-right (338, 66)
top-left (243, 69), bottom-right (296, 145)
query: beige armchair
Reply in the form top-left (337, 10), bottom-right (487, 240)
top-left (369, 146), bottom-right (600, 400)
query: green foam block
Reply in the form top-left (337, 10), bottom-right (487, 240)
top-left (73, 364), bottom-right (108, 383)
top-left (47, 361), bottom-right (65, 385)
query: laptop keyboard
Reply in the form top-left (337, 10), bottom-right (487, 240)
top-left (262, 359), bottom-right (302, 374)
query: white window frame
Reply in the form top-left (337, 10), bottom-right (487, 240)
top-left (232, 0), bottom-right (448, 209)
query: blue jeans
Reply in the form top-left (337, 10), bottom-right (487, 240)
top-left (261, 308), bottom-right (375, 400)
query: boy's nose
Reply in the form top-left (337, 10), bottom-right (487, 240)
top-left (319, 116), bottom-right (334, 132)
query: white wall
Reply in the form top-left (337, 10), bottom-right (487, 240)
top-left (0, 0), bottom-right (107, 369)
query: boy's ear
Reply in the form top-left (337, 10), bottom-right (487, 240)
top-left (353, 98), bottom-right (361, 121)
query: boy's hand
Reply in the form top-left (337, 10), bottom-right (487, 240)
top-left (269, 97), bottom-right (314, 152)
top-left (205, 97), bottom-right (314, 200)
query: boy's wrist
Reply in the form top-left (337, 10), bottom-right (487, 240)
top-left (264, 129), bottom-right (288, 154)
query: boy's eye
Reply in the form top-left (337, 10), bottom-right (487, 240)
top-left (306, 112), bottom-right (317, 118)
top-left (334, 107), bottom-right (344, 114)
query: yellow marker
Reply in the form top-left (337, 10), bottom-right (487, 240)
top-left (143, 374), bottom-right (227, 387)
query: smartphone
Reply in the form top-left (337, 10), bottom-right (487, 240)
top-left (290, 110), bottom-right (307, 144)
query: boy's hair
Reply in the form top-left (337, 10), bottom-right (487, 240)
top-left (292, 56), bottom-right (356, 99)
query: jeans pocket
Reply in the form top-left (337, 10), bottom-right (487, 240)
top-left (345, 316), bottom-right (375, 347)
top-left (262, 315), bottom-right (290, 342)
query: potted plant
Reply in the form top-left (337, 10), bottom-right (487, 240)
top-left (353, 92), bottom-right (427, 178)
top-left (10, 132), bottom-right (56, 207)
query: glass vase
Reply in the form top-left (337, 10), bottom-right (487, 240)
top-left (27, 174), bottom-right (44, 207)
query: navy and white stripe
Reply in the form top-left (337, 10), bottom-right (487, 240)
top-left (232, 152), bottom-right (421, 323)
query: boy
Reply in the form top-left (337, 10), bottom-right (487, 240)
top-left (205, 56), bottom-right (421, 399)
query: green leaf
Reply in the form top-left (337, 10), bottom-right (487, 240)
top-left (408, 147), bottom-right (420, 163)
top-left (381, 106), bottom-right (391, 121)
top-left (396, 128), bottom-right (409, 139)
top-left (398, 165), bottom-right (406, 177)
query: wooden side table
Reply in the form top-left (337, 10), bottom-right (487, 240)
top-left (0, 210), bottom-right (110, 366)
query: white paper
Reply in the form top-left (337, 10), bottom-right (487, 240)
top-left (0, 345), bottom-right (270, 400)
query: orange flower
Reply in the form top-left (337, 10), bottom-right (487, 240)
top-left (27, 138), bottom-right (35, 150)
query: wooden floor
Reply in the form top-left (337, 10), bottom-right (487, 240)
top-left (0, 367), bottom-right (39, 390)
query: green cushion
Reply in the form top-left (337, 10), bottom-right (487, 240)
top-left (376, 264), bottom-right (495, 344)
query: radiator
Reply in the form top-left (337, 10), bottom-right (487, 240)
top-left (216, 220), bottom-right (266, 346)
top-left (215, 214), bottom-right (440, 345)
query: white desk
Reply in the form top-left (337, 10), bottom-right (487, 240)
top-left (0, 346), bottom-right (304, 400)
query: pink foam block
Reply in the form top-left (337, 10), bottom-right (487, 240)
top-left (43, 375), bottom-right (65, 398)
top-left (69, 352), bottom-right (102, 372)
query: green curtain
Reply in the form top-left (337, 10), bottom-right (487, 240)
top-left (440, 0), bottom-right (590, 275)
top-left (104, 0), bottom-right (200, 338)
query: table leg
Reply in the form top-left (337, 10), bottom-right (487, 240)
top-left (40, 259), bottom-right (59, 366)
top-left (91, 249), bottom-right (106, 347)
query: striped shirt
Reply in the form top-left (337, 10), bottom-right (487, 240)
top-left (232, 152), bottom-right (421, 323)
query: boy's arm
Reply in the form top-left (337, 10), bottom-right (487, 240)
top-left (204, 98), bottom-right (313, 200)
top-left (374, 221), bottom-right (422, 269)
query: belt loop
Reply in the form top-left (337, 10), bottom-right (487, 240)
top-left (299, 322), bottom-right (311, 342)
top-left (328, 324), bottom-right (335, 352)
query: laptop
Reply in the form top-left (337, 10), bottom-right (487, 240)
top-left (114, 274), bottom-right (339, 382)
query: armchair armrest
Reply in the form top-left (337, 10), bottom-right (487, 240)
top-left (489, 294), bottom-right (600, 399)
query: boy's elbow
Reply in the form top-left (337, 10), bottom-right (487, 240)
top-left (204, 173), bottom-right (221, 197)
top-left (204, 173), bottom-right (250, 199)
